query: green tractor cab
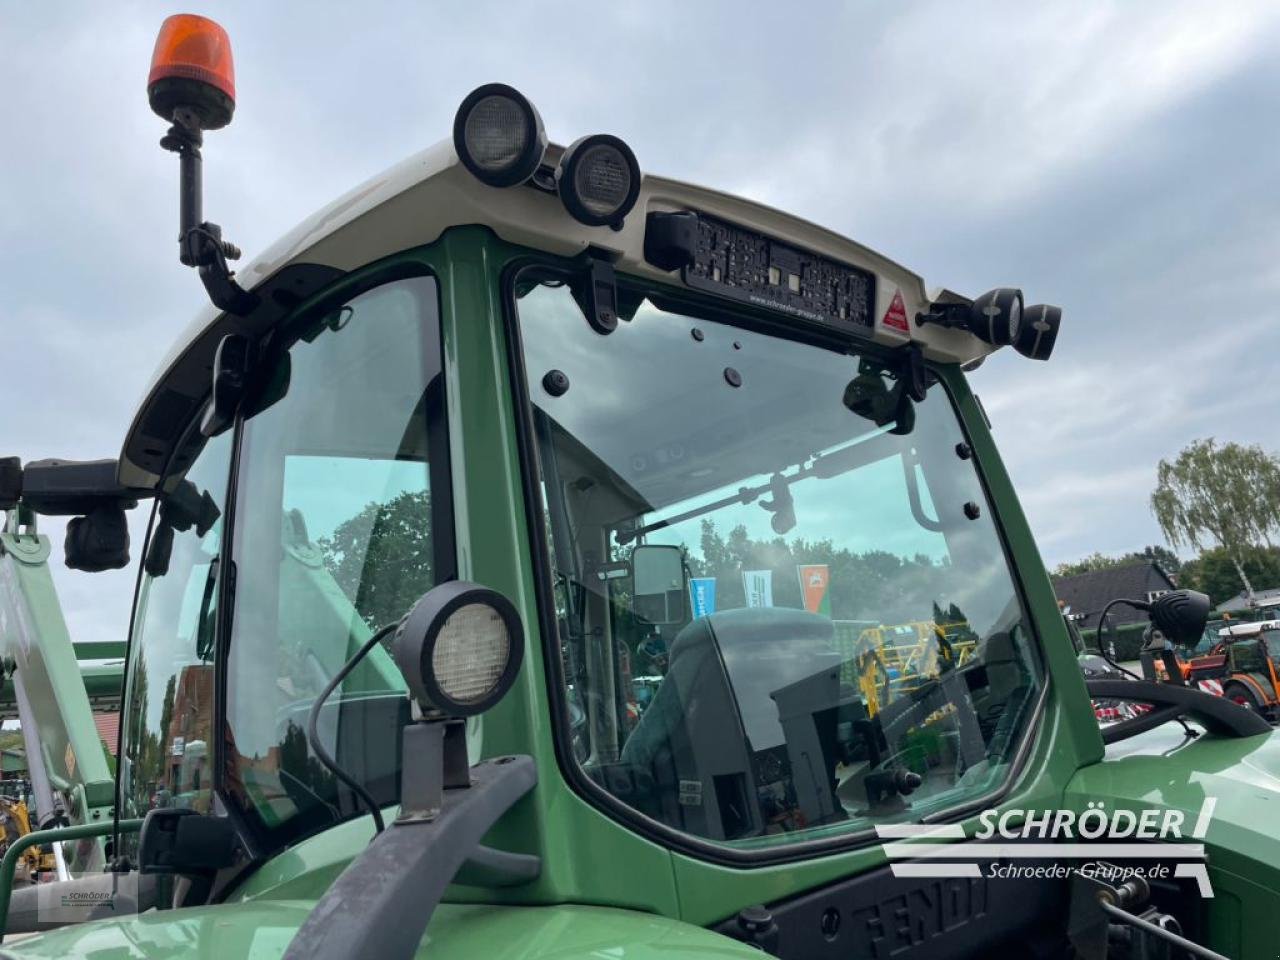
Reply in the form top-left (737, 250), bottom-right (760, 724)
top-left (2, 13), bottom-right (1279, 960)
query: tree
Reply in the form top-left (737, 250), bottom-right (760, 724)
top-left (1052, 552), bottom-right (1129, 578)
top-left (317, 490), bottom-right (436, 629)
top-left (1179, 545), bottom-right (1280, 607)
top-left (687, 519), bottom-right (951, 626)
top-left (1133, 545), bottom-right (1183, 577)
top-left (1052, 545), bottom-right (1182, 579)
top-left (1151, 439), bottom-right (1280, 600)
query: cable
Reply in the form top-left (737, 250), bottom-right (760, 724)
top-left (307, 621), bottom-right (399, 835)
top-left (1097, 899), bottom-right (1227, 960)
top-left (1095, 598), bottom-right (1145, 680)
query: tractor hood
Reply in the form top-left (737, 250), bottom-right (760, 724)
top-left (0, 900), bottom-right (760, 960)
top-left (1067, 724), bottom-right (1280, 885)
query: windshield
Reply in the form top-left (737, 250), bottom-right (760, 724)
top-left (516, 275), bottom-right (1042, 848)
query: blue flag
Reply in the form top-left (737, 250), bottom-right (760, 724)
top-left (689, 577), bottom-right (717, 618)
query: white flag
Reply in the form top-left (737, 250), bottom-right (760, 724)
top-left (742, 569), bottom-right (774, 608)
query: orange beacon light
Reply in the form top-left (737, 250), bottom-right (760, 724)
top-left (147, 14), bottom-right (236, 130)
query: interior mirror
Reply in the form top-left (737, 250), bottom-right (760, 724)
top-left (632, 544), bottom-right (685, 625)
top-left (1149, 590), bottom-right (1211, 647)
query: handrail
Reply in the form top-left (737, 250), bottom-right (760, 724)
top-left (0, 818), bottom-right (143, 942)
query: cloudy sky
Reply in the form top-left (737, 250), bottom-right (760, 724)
top-left (4, 1), bottom-right (1279, 644)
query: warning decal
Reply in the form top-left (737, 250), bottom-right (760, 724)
top-left (1197, 679), bottom-right (1224, 698)
top-left (882, 289), bottom-right (909, 332)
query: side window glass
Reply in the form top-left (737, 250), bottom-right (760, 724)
top-left (120, 430), bottom-right (232, 839)
top-left (224, 276), bottom-right (446, 846)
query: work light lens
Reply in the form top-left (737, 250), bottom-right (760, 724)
top-left (453, 84), bottom-right (546, 187)
top-left (464, 96), bottom-right (529, 171)
top-left (431, 602), bottom-right (512, 705)
top-left (557, 134), bottom-right (641, 227)
top-left (574, 144), bottom-right (633, 217)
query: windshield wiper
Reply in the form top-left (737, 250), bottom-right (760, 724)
top-left (616, 428), bottom-right (899, 546)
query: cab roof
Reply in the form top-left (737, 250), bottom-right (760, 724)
top-left (120, 140), bottom-right (991, 490)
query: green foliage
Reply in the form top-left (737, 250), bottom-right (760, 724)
top-left (688, 519), bottom-right (950, 625)
top-left (1052, 545), bottom-right (1182, 579)
top-left (1179, 545), bottom-right (1280, 607)
top-left (1151, 439), bottom-right (1280, 596)
top-left (317, 490), bottom-right (436, 629)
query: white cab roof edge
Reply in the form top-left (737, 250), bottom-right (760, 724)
top-left (120, 139), bottom-right (992, 489)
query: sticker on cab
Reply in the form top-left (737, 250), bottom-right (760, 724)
top-left (882, 289), bottom-right (910, 333)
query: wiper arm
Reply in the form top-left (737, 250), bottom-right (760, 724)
top-left (616, 428), bottom-right (898, 546)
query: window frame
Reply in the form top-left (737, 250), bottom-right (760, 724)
top-left (501, 256), bottom-right (1050, 867)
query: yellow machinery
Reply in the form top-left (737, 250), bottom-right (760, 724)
top-left (0, 797), bottom-right (52, 883)
top-left (841, 620), bottom-right (978, 716)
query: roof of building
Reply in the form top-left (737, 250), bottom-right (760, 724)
top-left (1052, 561), bottom-right (1178, 629)
top-left (1217, 586), bottom-right (1280, 613)
top-left (94, 713), bottom-right (119, 757)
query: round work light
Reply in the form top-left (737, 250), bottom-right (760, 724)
top-left (969, 288), bottom-right (1024, 346)
top-left (393, 581), bottom-right (525, 717)
top-left (555, 134), bottom-right (641, 228)
top-left (1014, 303), bottom-right (1062, 361)
top-left (147, 14), bottom-right (237, 129)
top-left (453, 84), bottom-right (547, 188)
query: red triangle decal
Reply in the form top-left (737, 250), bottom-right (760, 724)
top-left (882, 290), bottom-right (909, 332)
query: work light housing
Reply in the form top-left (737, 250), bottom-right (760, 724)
top-left (453, 84), bottom-right (548, 188)
top-left (393, 581), bottom-right (525, 717)
top-left (556, 134), bottom-right (641, 229)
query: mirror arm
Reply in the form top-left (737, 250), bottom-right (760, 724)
top-left (1088, 679), bottom-right (1272, 742)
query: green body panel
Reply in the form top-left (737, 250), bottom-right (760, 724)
top-left (2, 901), bottom-right (761, 960)
top-left (0, 525), bottom-right (115, 829)
top-left (1067, 724), bottom-right (1280, 959)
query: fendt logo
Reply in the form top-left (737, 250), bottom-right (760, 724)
top-left (875, 798), bottom-right (1217, 898)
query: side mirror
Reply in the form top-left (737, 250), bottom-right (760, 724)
top-left (632, 544), bottom-right (685, 625)
top-left (1149, 590), bottom-right (1210, 647)
top-left (65, 506), bottom-right (130, 572)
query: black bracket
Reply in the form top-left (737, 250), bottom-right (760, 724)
top-left (1088, 678), bottom-right (1272, 743)
top-left (159, 111), bottom-right (259, 317)
top-left (282, 756), bottom-right (539, 960)
top-left (901, 343), bottom-right (929, 402)
top-left (914, 301), bottom-right (971, 331)
top-left (582, 256), bottom-right (620, 335)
